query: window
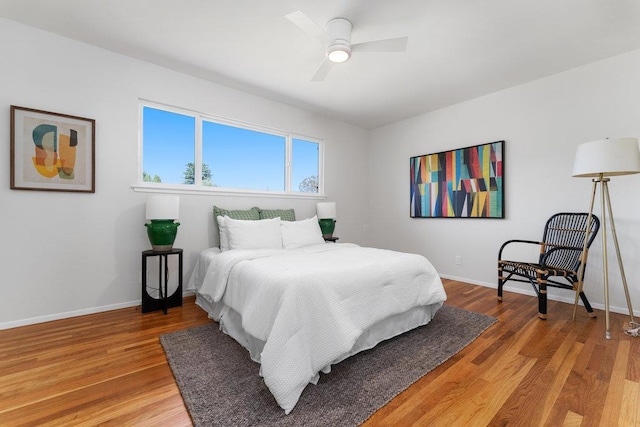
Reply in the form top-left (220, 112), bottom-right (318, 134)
top-left (139, 102), bottom-right (322, 195)
top-left (292, 138), bottom-right (319, 193)
top-left (142, 107), bottom-right (195, 185)
top-left (202, 121), bottom-right (285, 191)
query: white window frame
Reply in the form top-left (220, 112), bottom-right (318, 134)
top-left (134, 100), bottom-right (325, 199)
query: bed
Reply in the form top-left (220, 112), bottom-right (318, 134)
top-left (187, 207), bottom-right (447, 414)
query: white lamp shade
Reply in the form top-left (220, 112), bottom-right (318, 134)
top-left (572, 137), bottom-right (640, 177)
top-left (146, 195), bottom-right (179, 220)
top-left (317, 202), bottom-right (337, 219)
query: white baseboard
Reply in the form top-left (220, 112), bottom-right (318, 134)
top-left (440, 274), bottom-right (640, 318)
top-left (3, 276), bottom-right (636, 330)
top-left (0, 300), bottom-right (140, 330)
top-left (0, 290), bottom-right (197, 331)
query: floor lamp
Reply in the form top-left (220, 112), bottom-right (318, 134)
top-left (572, 137), bottom-right (640, 339)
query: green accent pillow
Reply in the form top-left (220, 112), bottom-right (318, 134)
top-left (259, 208), bottom-right (296, 221)
top-left (213, 206), bottom-right (260, 221)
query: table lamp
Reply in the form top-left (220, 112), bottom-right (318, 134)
top-left (145, 195), bottom-right (180, 252)
top-left (317, 202), bottom-right (337, 239)
top-left (572, 137), bottom-right (640, 339)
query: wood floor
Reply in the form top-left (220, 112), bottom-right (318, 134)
top-left (1, 279), bottom-right (638, 426)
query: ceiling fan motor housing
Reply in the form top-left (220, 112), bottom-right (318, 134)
top-left (327, 17), bottom-right (352, 44)
top-left (326, 18), bottom-right (352, 62)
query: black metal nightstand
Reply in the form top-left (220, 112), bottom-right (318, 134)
top-left (141, 248), bottom-right (183, 314)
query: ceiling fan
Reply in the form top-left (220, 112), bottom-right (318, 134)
top-left (285, 10), bottom-right (409, 81)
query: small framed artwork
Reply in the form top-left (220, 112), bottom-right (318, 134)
top-left (410, 140), bottom-right (504, 218)
top-left (10, 105), bottom-right (95, 193)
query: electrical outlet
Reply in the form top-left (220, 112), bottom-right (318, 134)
top-left (455, 255), bottom-right (462, 265)
top-left (363, 224), bottom-right (369, 232)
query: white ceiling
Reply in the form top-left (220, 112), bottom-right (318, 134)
top-left (2, 0), bottom-right (640, 129)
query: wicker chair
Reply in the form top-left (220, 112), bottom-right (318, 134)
top-left (498, 212), bottom-right (600, 319)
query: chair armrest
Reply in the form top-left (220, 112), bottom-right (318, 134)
top-left (498, 239), bottom-right (541, 260)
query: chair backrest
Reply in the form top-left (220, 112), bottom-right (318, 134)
top-left (540, 212), bottom-right (600, 272)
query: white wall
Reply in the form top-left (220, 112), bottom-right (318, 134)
top-left (368, 48), bottom-right (640, 317)
top-left (0, 18), bottom-right (369, 328)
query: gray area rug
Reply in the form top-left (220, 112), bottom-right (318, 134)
top-left (160, 305), bottom-right (497, 426)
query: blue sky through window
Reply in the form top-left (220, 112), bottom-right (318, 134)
top-left (292, 139), bottom-right (319, 191)
top-left (203, 121), bottom-right (285, 191)
top-left (142, 107), bottom-right (194, 184)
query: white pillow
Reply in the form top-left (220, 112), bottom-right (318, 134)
top-left (226, 216), bottom-right (283, 250)
top-left (280, 216), bottom-right (326, 249)
top-left (216, 215), bottom-right (230, 251)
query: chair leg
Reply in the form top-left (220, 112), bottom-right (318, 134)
top-left (497, 266), bottom-right (504, 301)
top-left (538, 277), bottom-right (547, 320)
top-left (579, 291), bottom-right (597, 318)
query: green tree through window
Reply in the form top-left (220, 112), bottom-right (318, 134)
top-left (183, 162), bottom-right (214, 186)
top-left (298, 175), bottom-right (318, 192)
top-left (143, 171), bottom-right (162, 183)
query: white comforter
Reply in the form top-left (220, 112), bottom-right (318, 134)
top-left (197, 243), bottom-right (446, 414)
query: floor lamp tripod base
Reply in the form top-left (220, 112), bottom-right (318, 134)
top-left (577, 176), bottom-right (637, 340)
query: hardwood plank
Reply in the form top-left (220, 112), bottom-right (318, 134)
top-left (619, 379), bottom-right (639, 426)
top-left (600, 340), bottom-right (630, 426)
top-left (627, 328), bottom-right (640, 382)
top-left (1, 283), bottom-right (638, 426)
top-left (562, 410), bottom-right (583, 426)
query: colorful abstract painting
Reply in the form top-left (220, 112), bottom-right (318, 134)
top-left (11, 106), bottom-right (95, 192)
top-left (410, 140), bottom-right (504, 218)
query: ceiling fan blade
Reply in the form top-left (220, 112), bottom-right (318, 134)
top-left (351, 36), bottom-right (408, 52)
top-left (311, 59), bottom-right (334, 82)
top-left (285, 11), bottom-right (334, 46)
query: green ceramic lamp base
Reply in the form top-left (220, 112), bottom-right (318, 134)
top-left (318, 218), bottom-right (336, 239)
top-left (145, 219), bottom-right (180, 252)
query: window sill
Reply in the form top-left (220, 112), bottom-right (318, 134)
top-left (132, 184), bottom-right (326, 200)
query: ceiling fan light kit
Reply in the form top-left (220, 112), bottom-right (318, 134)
top-left (327, 43), bottom-right (351, 63)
